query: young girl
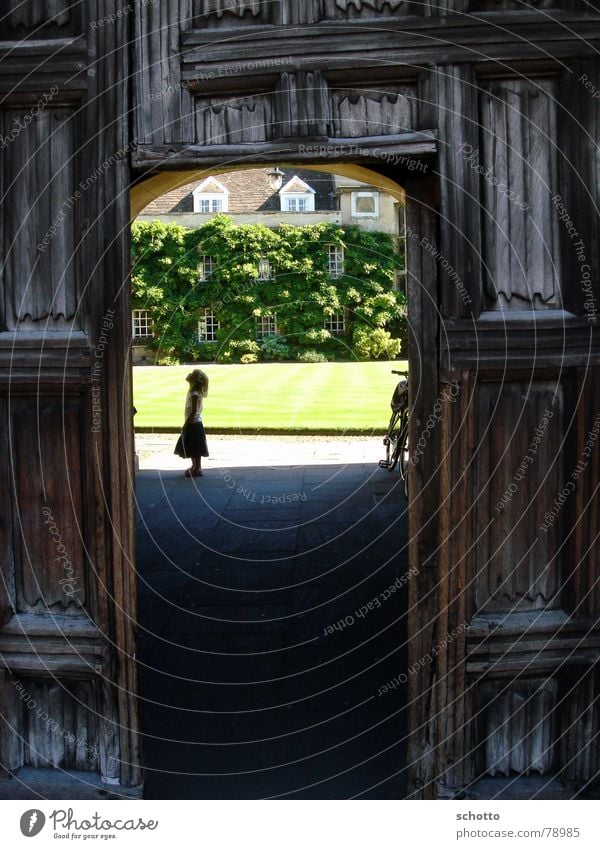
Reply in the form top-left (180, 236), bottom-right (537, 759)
top-left (174, 369), bottom-right (209, 477)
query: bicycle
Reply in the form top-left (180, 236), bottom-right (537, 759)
top-left (379, 369), bottom-right (410, 494)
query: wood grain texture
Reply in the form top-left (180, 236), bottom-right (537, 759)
top-left (196, 96), bottom-right (274, 144)
top-left (478, 678), bottom-right (557, 777)
top-left (405, 176), bottom-right (441, 799)
top-left (0, 0), bottom-right (142, 794)
top-left (475, 381), bottom-right (564, 613)
top-left (330, 86), bottom-right (416, 137)
top-left (571, 368), bottom-right (600, 618)
top-left (90, 0), bottom-right (141, 789)
top-left (2, 107), bottom-right (79, 330)
top-left (3, 0), bottom-right (70, 29)
top-left (10, 395), bottom-right (86, 612)
top-left (559, 59), bottom-right (600, 319)
top-left (0, 398), bottom-right (16, 629)
top-left (193, 0), bottom-right (272, 26)
top-left (134, 0), bottom-right (194, 145)
top-left (560, 666), bottom-right (600, 782)
top-left (18, 678), bottom-right (99, 772)
top-left (275, 71), bottom-right (330, 138)
top-left (471, 0), bottom-right (573, 8)
top-left (0, 672), bottom-right (25, 772)
top-left (435, 370), bottom-right (476, 796)
top-left (322, 0), bottom-right (410, 17)
top-left (480, 78), bottom-right (561, 311)
top-left (437, 65), bottom-right (482, 318)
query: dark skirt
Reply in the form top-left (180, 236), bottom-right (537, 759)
top-left (174, 422), bottom-right (209, 459)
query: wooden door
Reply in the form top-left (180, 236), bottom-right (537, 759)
top-left (0, 2), bottom-right (141, 796)
top-left (406, 63), bottom-right (600, 799)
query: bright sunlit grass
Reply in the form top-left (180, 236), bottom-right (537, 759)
top-left (133, 361), bottom-right (407, 433)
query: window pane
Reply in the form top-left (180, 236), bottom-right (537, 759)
top-left (325, 313), bottom-right (345, 333)
top-left (327, 245), bottom-right (345, 278)
top-left (355, 194), bottom-right (376, 214)
top-left (256, 315), bottom-right (277, 339)
top-left (198, 309), bottom-right (219, 343)
top-left (132, 310), bottom-right (152, 339)
top-left (257, 258), bottom-right (273, 281)
top-left (198, 256), bottom-right (214, 281)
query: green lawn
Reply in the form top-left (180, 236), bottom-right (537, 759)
top-left (133, 361), bottom-right (407, 433)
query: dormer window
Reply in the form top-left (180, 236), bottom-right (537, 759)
top-left (193, 177), bottom-right (230, 214)
top-left (279, 176), bottom-right (316, 213)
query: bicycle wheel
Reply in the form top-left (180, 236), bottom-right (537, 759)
top-left (399, 421), bottom-right (410, 497)
top-left (389, 411), bottom-right (407, 472)
top-left (380, 408), bottom-right (402, 469)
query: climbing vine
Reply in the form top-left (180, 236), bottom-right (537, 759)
top-left (131, 216), bottom-right (406, 363)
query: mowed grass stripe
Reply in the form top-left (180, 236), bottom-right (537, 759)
top-left (285, 364), bottom-right (333, 430)
top-left (133, 362), bottom-right (407, 432)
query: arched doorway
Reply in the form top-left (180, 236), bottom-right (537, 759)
top-left (129, 161), bottom-right (427, 798)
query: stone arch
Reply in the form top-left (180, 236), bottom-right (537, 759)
top-left (131, 163), bottom-right (405, 219)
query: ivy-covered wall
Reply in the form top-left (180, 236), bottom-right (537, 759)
top-left (131, 216), bottom-right (406, 364)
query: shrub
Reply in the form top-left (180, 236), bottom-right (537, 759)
top-left (352, 326), bottom-right (402, 361)
top-left (217, 339), bottom-right (261, 363)
top-left (241, 353), bottom-right (259, 364)
top-left (297, 349), bottom-right (329, 363)
top-left (260, 335), bottom-right (291, 361)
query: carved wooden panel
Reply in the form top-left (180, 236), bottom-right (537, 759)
top-left (18, 677), bottom-right (99, 772)
top-left (470, 0), bottom-right (569, 9)
top-left (275, 72), bottom-right (330, 138)
top-left (478, 678), bottom-right (557, 776)
top-left (0, 0), bottom-right (80, 38)
top-left (10, 396), bottom-right (86, 612)
top-left (193, 0), bottom-right (269, 26)
top-left (480, 79), bottom-right (561, 311)
top-left (560, 667), bottom-right (600, 782)
top-left (475, 381), bottom-right (564, 613)
top-left (0, 398), bottom-right (15, 627)
top-left (193, 0), bottom-right (419, 24)
top-left (438, 66), bottom-right (482, 318)
top-left (570, 368), bottom-right (600, 618)
top-left (2, 107), bottom-right (78, 330)
top-left (196, 96), bottom-right (274, 144)
top-left (277, 0), bottom-right (322, 24)
top-left (560, 60), bottom-right (600, 318)
top-left (330, 87), bottom-right (416, 137)
top-left (322, 0), bottom-right (411, 17)
top-left (2, 0), bottom-right (70, 28)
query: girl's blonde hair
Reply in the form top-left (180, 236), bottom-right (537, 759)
top-left (188, 369), bottom-right (209, 397)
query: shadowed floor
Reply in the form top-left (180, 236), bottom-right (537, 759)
top-left (136, 447), bottom-right (409, 799)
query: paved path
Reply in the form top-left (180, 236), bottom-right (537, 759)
top-left (136, 438), bottom-right (409, 799)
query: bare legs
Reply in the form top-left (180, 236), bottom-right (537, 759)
top-left (185, 456), bottom-right (203, 477)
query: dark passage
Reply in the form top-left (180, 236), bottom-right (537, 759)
top-left (136, 459), bottom-right (408, 799)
